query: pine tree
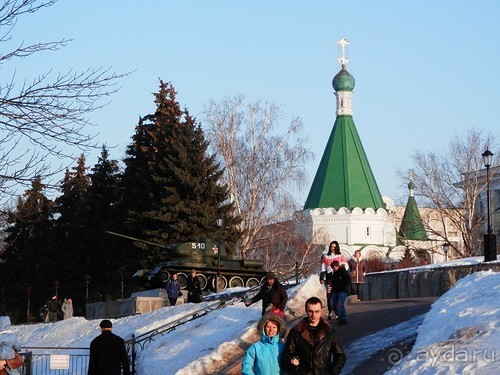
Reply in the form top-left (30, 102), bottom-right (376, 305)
top-left (52, 155), bottom-right (93, 304)
top-left (86, 147), bottom-right (137, 298)
top-left (1, 176), bottom-right (55, 321)
top-left (122, 81), bottom-right (240, 266)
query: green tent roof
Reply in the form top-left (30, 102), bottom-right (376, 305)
top-left (304, 115), bottom-right (385, 210)
top-left (398, 182), bottom-right (428, 242)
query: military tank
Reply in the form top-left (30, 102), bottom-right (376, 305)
top-left (106, 231), bottom-right (267, 291)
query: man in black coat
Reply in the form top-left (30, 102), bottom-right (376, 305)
top-left (186, 269), bottom-right (203, 303)
top-left (244, 271), bottom-right (288, 316)
top-left (282, 296), bottom-right (346, 375)
top-left (88, 319), bottom-right (130, 375)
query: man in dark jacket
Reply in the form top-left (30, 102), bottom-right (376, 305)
top-left (244, 272), bottom-right (288, 316)
top-left (47, 296), bottom-right (58, 322)
top-left (186, 269), bottom-right (203, 303)
top-left (330, 260), bottom-right (351, 325)
top-left (88, 319), bottom-right (130, 375)
top-left (282, 296), bottom-right (346, 374)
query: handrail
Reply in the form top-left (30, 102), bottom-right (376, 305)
top-left (129, 299), bottom-right (223, 344)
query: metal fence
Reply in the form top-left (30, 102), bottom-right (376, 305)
top-left (20, 347), bottom-right (134, 375)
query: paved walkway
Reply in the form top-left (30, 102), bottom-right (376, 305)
top-left (222, 297), bottom-right (437, 375)
top-left (335, 297), bottom-right (437, 374)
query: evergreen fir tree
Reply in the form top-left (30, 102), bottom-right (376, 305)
top-left (52, 155), bottom-right (93, 304)
top-left (86, 147), bottom-right (137, 299)
top-left (122, 81), bottom-right (240, 266)
top-left (1, 176), bottom-right (55, 322)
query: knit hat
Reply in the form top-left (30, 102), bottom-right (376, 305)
top-left (99, 319), bottom-right (113, 329)
top-left (264, 272), bottom-right (277, 280)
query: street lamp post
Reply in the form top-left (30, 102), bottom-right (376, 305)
top-left (85, 275), bottom-right (91, 302)
top-left (442, 242), bottom-right (449, 262)
top-left (216, 217), bottom-right (224, 292)
top-left (482, 149), bottom-right (497, 262)
top-left (26, 286), bottom-right (32, 323)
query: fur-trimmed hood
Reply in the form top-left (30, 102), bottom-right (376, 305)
top-left (258, 313), bottom-right (286, 338)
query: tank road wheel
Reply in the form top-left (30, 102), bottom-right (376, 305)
top-left (177, 273), bottom-right (188, 289)
top-left (211, 275), bottom-right (228, 291)
top-left (228, 276), bottom-right (244, 288)
top-left (196, 274), bottom-right (208, 290)
top-left (245, 277), bottom-right (260, 288)
top-left (159, 270), bottom-right (170, 282)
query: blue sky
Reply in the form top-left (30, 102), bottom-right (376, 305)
top-left (10, 0), bottom-right (500, 204)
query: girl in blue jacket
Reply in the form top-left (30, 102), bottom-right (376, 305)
top-left (242, 313), bottom-right (286, 375)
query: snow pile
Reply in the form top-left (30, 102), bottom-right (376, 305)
top-left (386, 270), bottom-right (500, 374)
top-left (284, 274), bottom-right (326, 318)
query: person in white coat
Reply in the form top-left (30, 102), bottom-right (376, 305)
top-left (61, 298), bottom-right (74, 319)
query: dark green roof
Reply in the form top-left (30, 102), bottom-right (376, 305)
top-left (304, 115), bottom-right (385, 210)
top-left (398, 190), bottom-right (428, 241)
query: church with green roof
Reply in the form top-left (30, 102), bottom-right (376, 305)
top-left (294, 38), bottom-right (438, 263)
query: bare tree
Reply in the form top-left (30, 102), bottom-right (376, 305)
top-left (255, 220), bottom-right (322, 279)
top-left (204, 96), bottom-right (313, 258)
top-left (400, 129), bottom-right (497, 258)
top-left (0, 0), bottom-right (127, 205)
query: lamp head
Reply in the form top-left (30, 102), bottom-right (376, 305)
top-left (443, 242), bottom-right (450, 254)
top-left (482, 149), bottom-right (493, 168)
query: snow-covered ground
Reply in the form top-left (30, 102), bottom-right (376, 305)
top-left (1, 263), bottom-right (499, 374)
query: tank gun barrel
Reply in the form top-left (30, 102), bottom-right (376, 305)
top-left (105, 230), bottom-right (165, 248)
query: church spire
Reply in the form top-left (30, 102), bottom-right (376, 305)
top-left (304, 39), bottom-right (384, 210)
top-left (333, 38), bottom-right (355, 116)
top-left (398, 177), bottom-right (428, 241)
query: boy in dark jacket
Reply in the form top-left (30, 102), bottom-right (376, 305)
top-left (282, 296), bottom-right (346, 374)
top-left (329, 260), bottom-right (351, 325)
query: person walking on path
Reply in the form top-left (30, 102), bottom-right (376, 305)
top-left (47, 296), bottom-right (59, 322)
top-left (61, 298), bottom-right (74, 319)
top-left (321, 241), bottom-right (349, 273)
top-left (282, 296), bottom-right (346, 374)
top-left (319, 241), bottom-right (339, 320)
top-left (186, 269), bottom-right (203, 303)
top-left (330, 260), bottom-right (351, 325)
top-left (244, 272), bottom-right (288, 317)
top-left (348, 250), bottom-right (367, 301)
top-left (88, 319), bottom-right (130, 375)
top-left (165, 273), bottom-right (182, 306)
top-left (242, 313), bottom-right (286, 375)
